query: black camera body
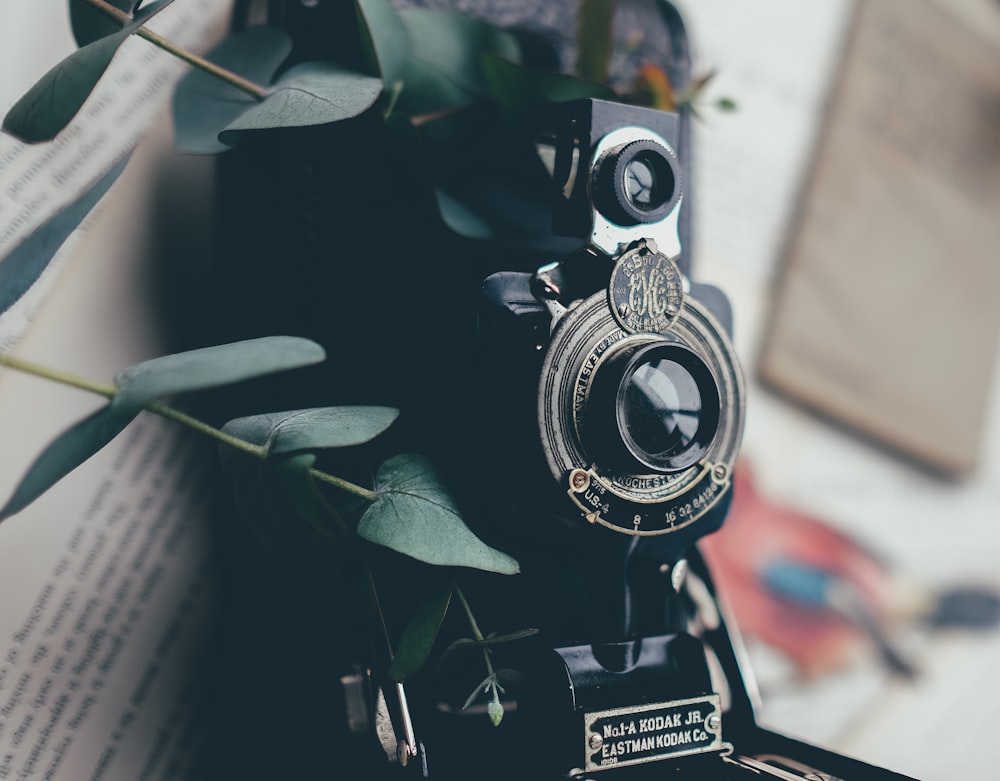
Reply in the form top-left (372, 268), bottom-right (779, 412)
top-left (209, 2), bottom-right (919, 780)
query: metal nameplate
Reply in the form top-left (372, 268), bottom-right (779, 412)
top-left (583, 695), bottom-right (723, 773)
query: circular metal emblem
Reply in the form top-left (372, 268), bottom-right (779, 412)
top-left (609, 241), bottom-right (683, 334)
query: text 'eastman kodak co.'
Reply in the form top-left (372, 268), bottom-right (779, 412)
top-left (584, 696), bottom-right (721, 772)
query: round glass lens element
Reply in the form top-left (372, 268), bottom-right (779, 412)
top-left (622, 358), bottom-right (701, 459)
top-left (623, 157), bottom-right (657, 209)
top-left (621, 149), bottom-right (675, 215)
top-left (597, 139), bottom-right (681, 227)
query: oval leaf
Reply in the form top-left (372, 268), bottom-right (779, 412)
top-left (434, 189), bottom-right (495, 240)
top-left (0, 154), bottom-right (130, 316)
top-left (393, 8), bottom-right (520, 117)
top-left (443, 628), bottom-right (540, 656)
top-left (172, 26), bottom-right (293, 154)
top-left (69, 0), bottom-right (172, 47)
top-left (482, 54), bottom-right (616, 113)
top-left (218, 406), bottom-right (399, 474)
top-left (388, 584), bottom-right (452, 682)
top-left (2, 4), bottom-right (169, 143)
top-left (111, 336), bottom-right (326, 415)
top-left (358, 454), bottom-right (519, 574)
top-left (225, 406), bottom-right (399, 453)
top-left (355, 0), bottom-right (412, 84)
top-left (269, 406), bottom-right (399, 454)
top-left (0, 405), bottom-right (136, 522)
top-left (229, 465), bottom-right (354, 616)
top-left (268, 453), bottom-right (349, 544)
top-left (218, 62), bottom-right (383, 143)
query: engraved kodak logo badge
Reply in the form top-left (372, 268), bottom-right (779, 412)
top-left (609, 241), bottom-right (683, 335)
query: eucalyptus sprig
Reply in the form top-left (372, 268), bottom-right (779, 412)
top-left (385, 581), bottom-right (539, 728)
top-left (455, 584), bottom-right (508, 726)
top-left (0, 336), bottom-right (518, 578)
top-left (3, 0), bottom-right (384, 146)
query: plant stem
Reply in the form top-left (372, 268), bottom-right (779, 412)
top-left (146, 400), bottom-right (268, 458)
top-left (0, 353), bottom-right (116, 397)
top-left (0, 353), bottom-right (378, 503)
top-left (455, 584), bottom-right (496, 676)
top-left (453, 584), bottom-right (486, 643)
top-left (84, 0), bottom-right (268, 99)
top-left (455, 584), bottom-right (503, 724)
top-left (309, 467), bottom-right (378, 503)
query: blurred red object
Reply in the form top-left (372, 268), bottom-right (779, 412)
top-left (699, 461), bottom-right (892, 676)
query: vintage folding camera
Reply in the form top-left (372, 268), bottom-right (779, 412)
top-left (209, 2), bottom-right (920, 780)
top-left (397, 97), bottom-right (918, 781)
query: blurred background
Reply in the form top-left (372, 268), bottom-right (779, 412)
top-left (677, 1), bottom-right (1000, 778)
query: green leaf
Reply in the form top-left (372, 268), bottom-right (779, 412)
top-left (388, 584), bottom-right (452, 682)
top-left (0, 155), bottom-right (130, 316)
top-left (218, 62), bottom-right (383, 144)
top-left (443, 628), bottom-right (540, 655)
top-left (69, 0), bottom-right (172, 47)
top-left (223, 407), bottom-right (399, 453)
top-left (2, 3), bottom-right (169, 143)
top-left (434, 189), bottom-right (495, 240)
top-left (267, 453), bottom-right (350, 544)
top-left (392, 8), bottom-right (520, 116)
top-left (355, 0), bottom-right (411, 85)
top-left (0, 405), bottom-right (136, 522)
top-left (218, 406), bottom-right (399, 474)
top-left (172, 26), bottom-right (292, 154)
top-left (111, 336), bottom-right (326, 415)
top-left (482, 55), bottom-right (615, 113)
top-left (462, 672), bottom-right (497, 710)
top-left (358, 454), bottom-right (519, 574)
top-left (229, 462), bottom-right (355, 614)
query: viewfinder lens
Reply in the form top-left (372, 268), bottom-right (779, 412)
top-left (597, 139), bottom-right (680, 226)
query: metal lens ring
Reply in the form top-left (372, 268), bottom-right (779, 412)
top-left (593, 131), bottom-right (682, 227)
top-left (537, 292), bottom-right (744, 536)
top-left (602, 139), bottom-right (680, 225)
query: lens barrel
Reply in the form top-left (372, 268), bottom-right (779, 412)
top-left (586, 340), bottom-right (721, 474)
top-left (596, 139), bottom-right (681, 227)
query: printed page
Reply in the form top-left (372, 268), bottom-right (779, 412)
top-left (0, 0), bottom-right (232, 348)
top-left (678, 2), bottom-right (1000, 779)
top-left (0, 4), bottom-right (230, 776)
top-left (0, 126), bottom-right (221, 779)
top-left (758, 0), bottom-right (1000, 476)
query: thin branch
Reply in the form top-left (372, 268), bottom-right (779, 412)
top-left (82, 0), bottom-right (268, 99)
top-left (0, 352), bottom-right (378, 503)
top-left (0, 353), bottom-right (116, 397)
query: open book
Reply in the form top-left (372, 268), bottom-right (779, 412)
top-left (757, 0), bottom-right (1000, 476)
top-left (0, 2), bottom-right (228, 777)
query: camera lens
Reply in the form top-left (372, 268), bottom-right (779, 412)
top-left (596, 139), bottom-right (680, 227)
top-left (623, 154), bottom-right (666, 211)
top-left (586, 341), bottom-right (720, 474)
top-left (622, 357), bottom-right (701, 457)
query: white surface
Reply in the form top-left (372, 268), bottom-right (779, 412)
top-left (678, 1), bottom-right (1000, 778)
